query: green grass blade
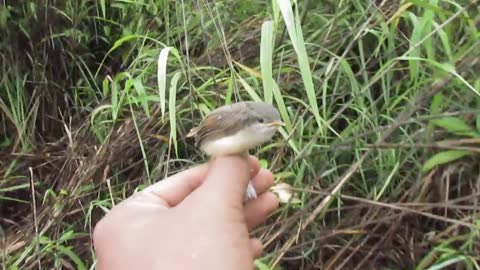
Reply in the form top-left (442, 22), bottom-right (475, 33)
top-left (95, 35), bottom-right (166, 77)
top-left (420, 0), bottom-right (436, 61)
top-left (100, 0), bottom-right (106, 18)
top-left (272, 81), bottom-right (292, 131)
top-left (425, 256), bottom-right (471, 270)
top-left (225, 73), bottom-right (234, 105)
top-left (271, 0), bottom-right (280, 27)
top-left (158, 47), bottom-right (172, 120)
top-left (476, 115), bottom-right (480, 133)
top-left (236, 73), bottom-right (263, 101)
top-left (398, 56), bottom-right (479, 96)
top-left (277, 0), bottom-right (323, 132)
top-left (127, 91), bottom-right (151, 183)
top-left (133, 79), bottom-right (150, 118)
top-left (375, 161), bottom-right (399, 201)
top-left (430, 117), bottom-right (479, 138)
top-left (422, 150), bottom-right (473, 172)
top-left (261, 20), bottom-right (274, 104)
top-left (254, 259), bottom-right (273, 270)
top-left (169, 72), bottom-right (182, 157)
top-left (407, 12), bottom-right (421, 82)
top-left (55, 246), bottom-right (86, 270)
top-left (111, 75), bottom-right (119, 121)
top-left (434, 21), bottom-right (452, 61)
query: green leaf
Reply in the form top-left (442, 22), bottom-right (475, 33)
top-left (133, 79), bottom-right (150, 117)
top-left (398, 56), bottom-right (479, 96)
top-left (427, 94), bottom-right (443, 141)
top-left (259, 159), bottom-right (268, 169)
top-left (95, 35), bottom-right (167, 79)
top-left (37, 236), bottom-right (50, 244)
top-left (407, 12), bottom-right (421, 81)
top-left (277, 0), bottom-right (323, 132)
top-left (102, 77), bottom-right (109, 97)
top-left (430, 94), bottom-right (443, 114)
top-left (100, 0), bottom-right (106, 18)
top-left (434, 22), bottom-right (452, 61)
top-left (111, 78), bottom-right (118, 120)
top-left (272, 81), bottom-right (292, 130)
top-left (271, 0), bottom-right (280, 27)
top-left (476, 114), bottom-right (480, 133)
top-left (274, 171), bottom-right (295, 179)
top-left (422, 150), bottom-right (473, 172)
top-left (237, 73), bottom-right (262, 101)
top-left (158, 47), bottom-right (172, 120)
top-left (254, 259), bottom-right (273, 270)
top-left (260, 20), bottom-right (274, 104)
top-left (425, 256), bottom-right (470, 270)
top-left (225, 73), bottom-right (234, 105)
top-left (430, 117), bottom-right (479, 138)
top-left (58, 230), bottom-right (75, 242)
top-left (55, 246), bottom-right (86, 270)
top-left (169, 72), bottom-right (182, 157)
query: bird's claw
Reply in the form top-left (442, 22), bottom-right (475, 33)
top-left (244, 181), bottom-right (257, 201)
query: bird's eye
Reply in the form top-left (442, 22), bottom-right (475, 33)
top-left (257, 118), bottom-right (264, 123)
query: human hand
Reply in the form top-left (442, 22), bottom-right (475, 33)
top-left (93, 155), bottom-right (279, 270)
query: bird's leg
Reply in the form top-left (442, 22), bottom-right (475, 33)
top-left (240, 151), bottom-right (257, 201)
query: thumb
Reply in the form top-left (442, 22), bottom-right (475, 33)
top-left (199, 155), bottom-right (251, 204)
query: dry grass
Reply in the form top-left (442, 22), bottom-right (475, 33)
top-left (1, 0), bottom-right (480, 269)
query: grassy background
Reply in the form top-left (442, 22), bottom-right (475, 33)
top-left (1, 0), bottom-right (480, 269)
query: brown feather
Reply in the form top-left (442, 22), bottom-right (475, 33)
top-left (187, 101), bottom-right (281, 148)
top-left (188, 103), bottom-right (252, 147)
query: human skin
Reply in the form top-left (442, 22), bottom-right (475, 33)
top-left (93, 155), bottom-right (279, 270)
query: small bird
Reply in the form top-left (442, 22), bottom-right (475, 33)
top-left (187, 101), bottom-right (285, 200)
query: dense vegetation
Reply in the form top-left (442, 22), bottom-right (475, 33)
top-left (1, 0), bottom-right (479, 269)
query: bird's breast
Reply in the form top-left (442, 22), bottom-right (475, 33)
top-left (200, 128), bottom-right (272, 156)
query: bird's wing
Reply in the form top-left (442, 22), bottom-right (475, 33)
top-left (187, 103), bottom-right (249, 146)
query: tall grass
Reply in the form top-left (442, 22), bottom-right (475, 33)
top-left (1, 0), bottom-right (480, 269)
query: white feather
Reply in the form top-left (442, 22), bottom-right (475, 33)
top-left (201, 123), bottom-right (277, 157)
top-left (199, 122), bottom-right (280, 202)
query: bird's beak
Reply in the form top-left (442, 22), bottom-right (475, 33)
top-left (265, 120), bottom-right (285, 127)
